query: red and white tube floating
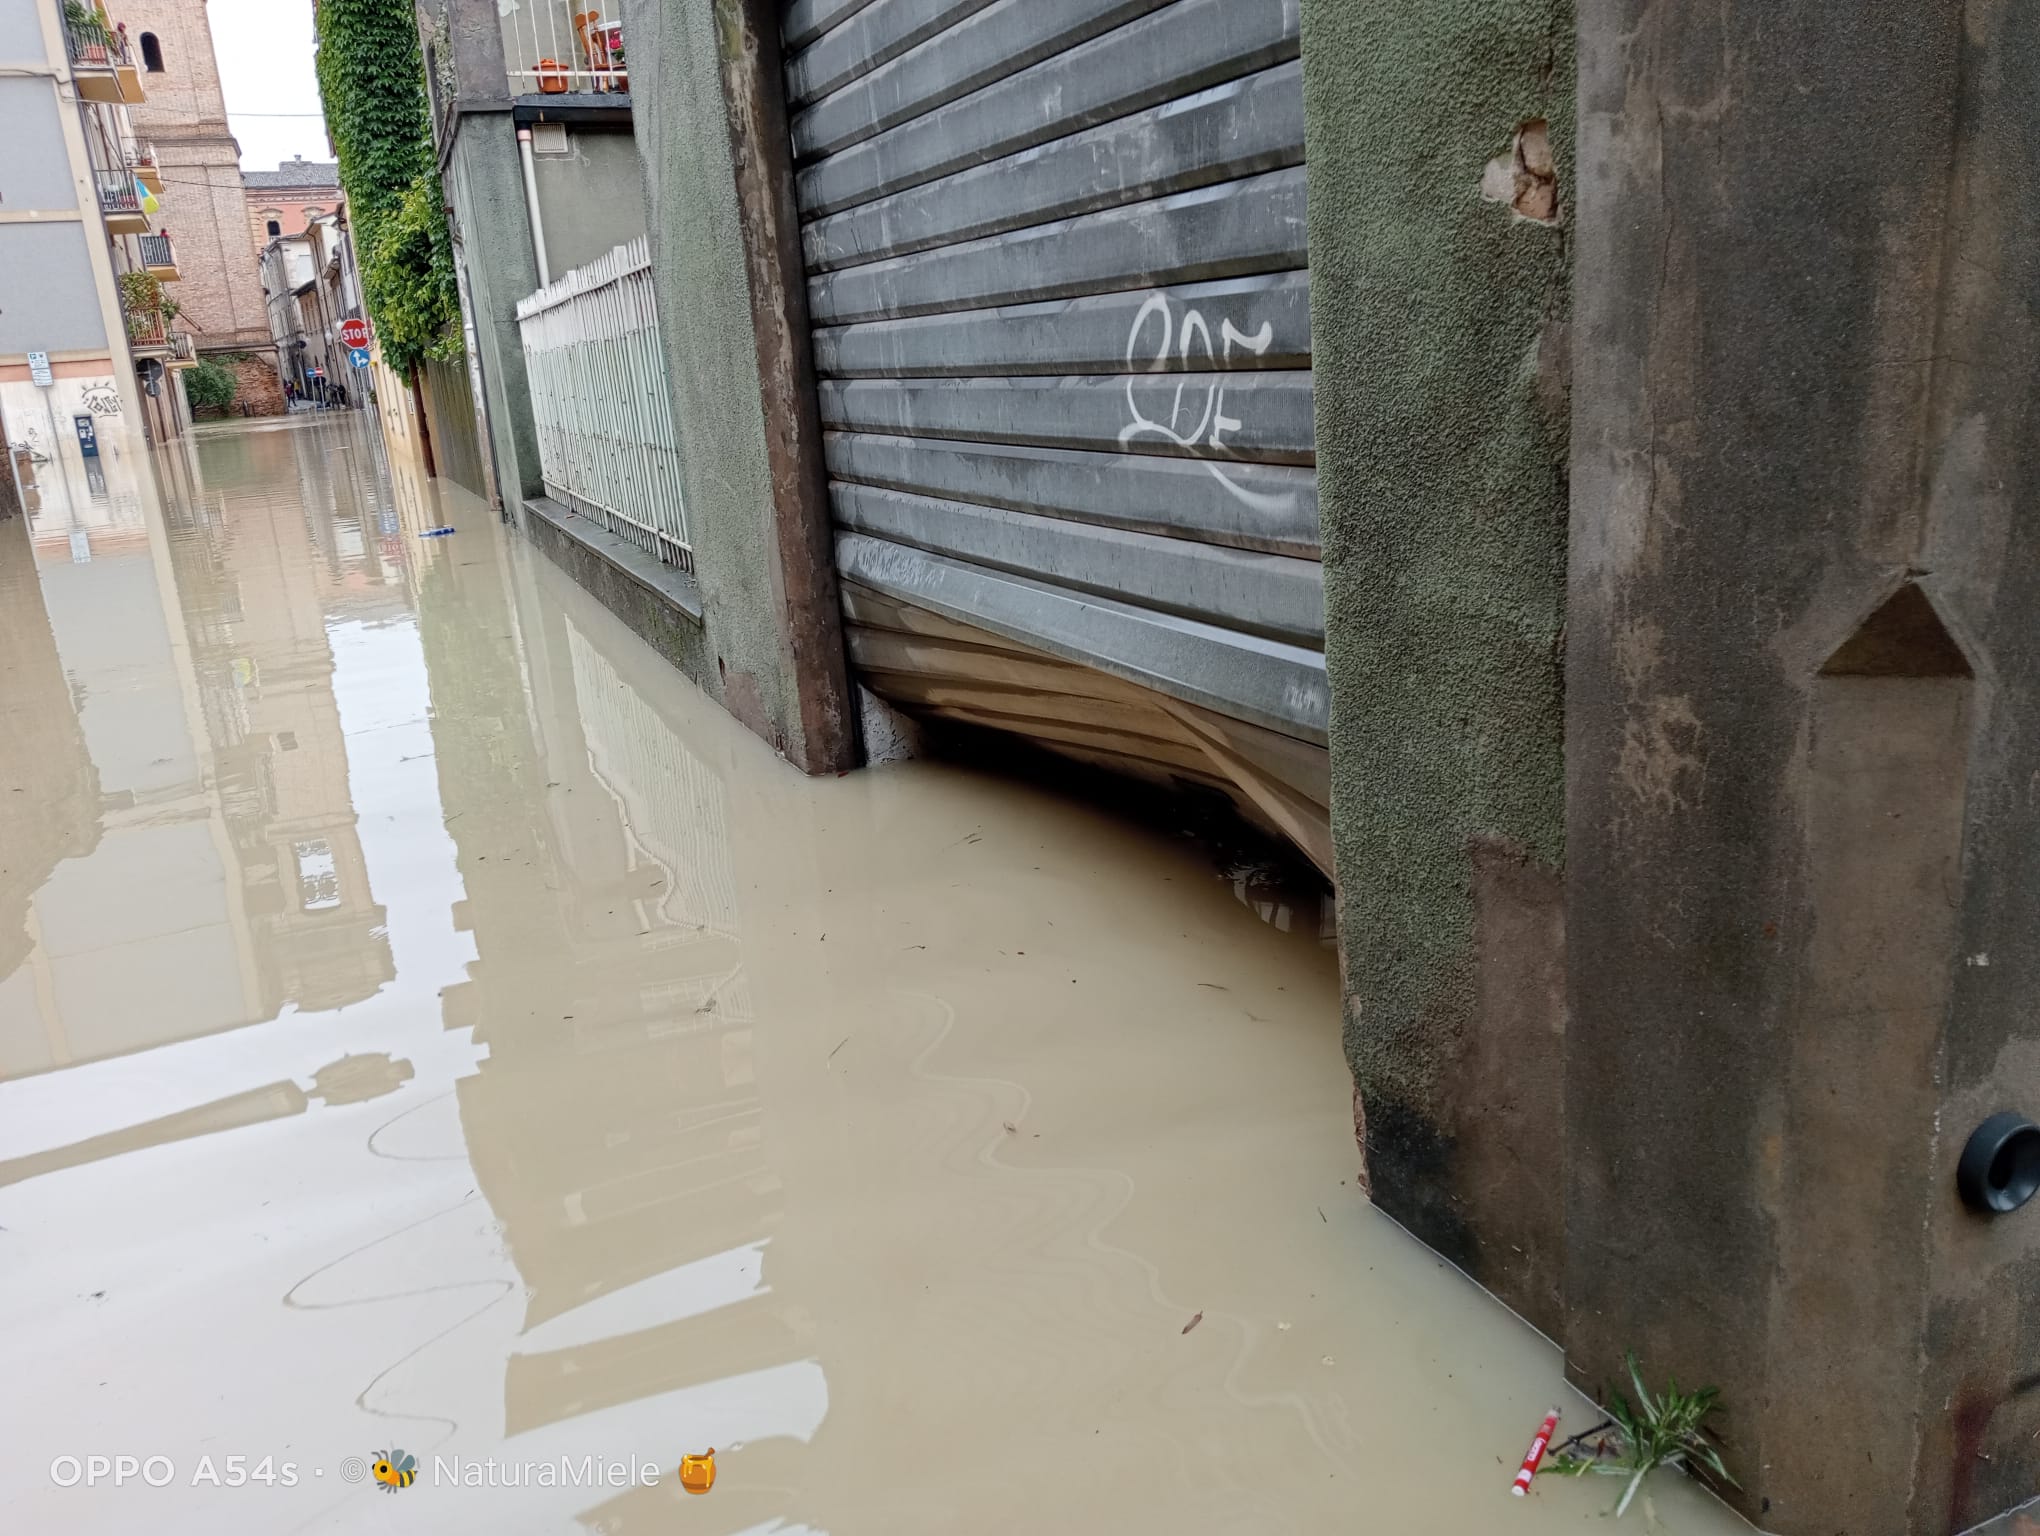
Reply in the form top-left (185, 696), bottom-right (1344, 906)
top-left (1511, 1405), bottom-right (1562, 1496)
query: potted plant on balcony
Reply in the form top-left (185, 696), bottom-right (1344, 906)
top-left (64, 0), bottom-right (113, 59)
top-left (118, 269), bottom-right (177, 344)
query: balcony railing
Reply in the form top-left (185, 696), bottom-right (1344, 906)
top-left (125, 139), bottom-right (160, 184)
top-left (95, 168), bottom-right (142, 216)
top-left (516, 237), bottom-right (689, 568)
top-left (138, 232), bottom-right (178, 274)
top-left (63, 12), bottom-right (133, 70)
top-left (167, 332), bottom-right (196, 367)
top-left (125, 306), bottom-right (168, 347)
top-left (501, 2), bottom-right (626, 96)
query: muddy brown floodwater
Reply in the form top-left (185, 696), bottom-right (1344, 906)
top-left (0, 416), bottom-right (1752, 1533)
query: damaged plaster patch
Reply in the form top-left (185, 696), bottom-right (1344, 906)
top-left (1351, 1080), bottom-right (1372, 1199)
top-left (857, 685), bottom-right (922, 764)
top-left (1618, 695), bottom-right (1707, 815)
top-left (1614, 615), bottom-right (1666, 693)
top-left (1482, 119), bottom-right (1561, 223)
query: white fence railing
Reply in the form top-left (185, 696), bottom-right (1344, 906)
top-left (498, 0), bottom-right (626, 96)
top-left (516, 236), bottom-right (689, 569)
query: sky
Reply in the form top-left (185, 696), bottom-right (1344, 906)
top-left (208, 0), bottom-right (333, 173)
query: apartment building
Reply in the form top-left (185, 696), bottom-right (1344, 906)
top-left (256, 230), bottom-right (314, 397)
top-left (412, 0), bottom-right (646, 514)
top-left (258, 210), bottom-right (365, 407)
top-left (244, 155), bottom-right (343, 255)
top-left (0, 0), bottom-right (195, 487)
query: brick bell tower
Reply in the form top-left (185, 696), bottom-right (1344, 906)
top-left (118, 0), bottom-right (284, 411)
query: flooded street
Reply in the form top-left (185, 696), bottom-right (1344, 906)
top-left (0, 415), bottom-right (1747, 1534)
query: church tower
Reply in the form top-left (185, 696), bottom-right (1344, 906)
top-left (117, 0), bottom-right (280, 406)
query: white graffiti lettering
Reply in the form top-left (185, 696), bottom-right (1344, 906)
top-left (1120, 295), bottom-right (1297, 517)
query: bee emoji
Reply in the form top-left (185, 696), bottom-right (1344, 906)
top-left (678, 1448), bottom-right (715, 1494)
top-left (372, 1449), bottom-right (417, 1491)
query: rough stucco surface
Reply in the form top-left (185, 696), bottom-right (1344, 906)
top-left (414, 0), bottom-right (540, 503)
top-left (530, 129), bottom-right (648, 276)
top-left (1302, 0), bottom-right (1572, 1327)
top-left (1918, 5), bottom-right (2040, 1525)
top-left (524, 497), bottom-right (710, 683)
top-left (445, 120), bottom-right (543, 504)
top-left (1569, 1), bottom-right (2040, 1529)
top-left (621, 0), bottom-right (850, 770)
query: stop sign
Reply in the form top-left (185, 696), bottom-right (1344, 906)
top-left (338, 316), bottom-right (370, 349)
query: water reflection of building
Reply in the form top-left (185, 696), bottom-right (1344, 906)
top-left (0, 424), bottom-right (395, 1077)
top-left (0, 512), bottom-right (102, 998)
top-left (415, 529), bottom-right (785, 1458)
top-left (162, 423), bottom-right (394, 1012)
top-left (1, 449), bottom-right (257, 1072)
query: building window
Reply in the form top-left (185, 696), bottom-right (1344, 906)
top-left (266, 219), bottom-right (281, 236)
top-left (293, 840), bottom-right (342, 911)
top-left (140, 31), bottom-right (163, 71)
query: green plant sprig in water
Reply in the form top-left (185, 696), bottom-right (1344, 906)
top-left (1540, 1353), bottom-right (1736, 1517)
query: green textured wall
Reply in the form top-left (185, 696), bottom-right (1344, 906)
top-left (444, 119), bottom-right (543, 504)
top-left (622, 0), bottom-right (783, 733)
top-left (618, 0), bottom-right (854, 772)
top-left (1303, 0), bottom-right (1573, 1319)
top-left (529, 129), bottom-right (648, 275)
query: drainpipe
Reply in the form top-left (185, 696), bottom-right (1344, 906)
top-left (516, 127), bottom-right (550, 287)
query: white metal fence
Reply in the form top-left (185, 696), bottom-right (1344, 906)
top-left (516, 236), bottom-right (690, 569)
top-left (498, 0), bottom-right (626, 96)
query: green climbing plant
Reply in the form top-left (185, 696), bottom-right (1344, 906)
top-left (313, 0), bottom-right (461, 379)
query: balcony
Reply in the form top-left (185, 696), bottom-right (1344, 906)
top-left (502, 1), bottom-right (627, 101)
top-left (95, 168), bottom-right (150, 234)
top-left (64, 10), bottom-right (144, 104)
top-left (124, 304), bottom-right (169, 350)
top-left (124, 308), bottom-right (191, 368)
top-left (138, 231), bottom-right (180, 280)
top-left (127, 140), bottom-right (162, 194)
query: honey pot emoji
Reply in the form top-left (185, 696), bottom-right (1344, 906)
top-left (678, 1449), bottom-right (716, 1495)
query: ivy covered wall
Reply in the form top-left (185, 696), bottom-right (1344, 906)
top-left (312, 0), bottom-right (460, 377)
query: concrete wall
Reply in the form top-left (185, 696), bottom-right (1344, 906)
top-left (0, 0), bottom-right (44, 60)
top-left (419, 0), bottom-right (544, 508)
top-left (0, 77), bottom-right (77, 210)
top-left (1569, 2), bottom-right (2040, 1530)
top-left (0, 47), bottom-right (106, 361)
top-left (1302, 0), bottom-right (1573, 1331)
top-left (0, 225), bottom-right (110, 355)
top-left (1916, 11), bottom-right (2040, 1527)
top-left (443, 128), bottom-right (542, 502)
top-left (617, 0), bottom-right (853, 773)
top-left (530, 125), bottom-right (645, 276)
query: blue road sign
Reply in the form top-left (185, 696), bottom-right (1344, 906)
top-left (349, 347), bottom-right (371, 369)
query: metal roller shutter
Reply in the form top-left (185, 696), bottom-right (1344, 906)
top-left (784, 0), bottom-right (1328, 871)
